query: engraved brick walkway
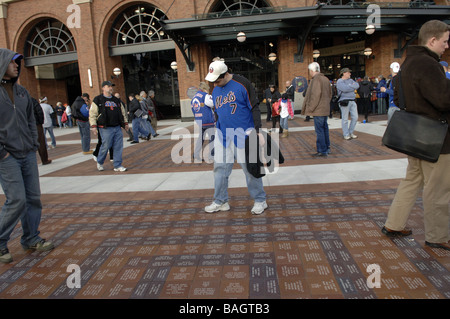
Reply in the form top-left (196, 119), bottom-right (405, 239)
top-left (0, 115), bottom-right (448, 300)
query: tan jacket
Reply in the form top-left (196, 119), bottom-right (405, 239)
top-left (302, 73), bottom-right (332, 117)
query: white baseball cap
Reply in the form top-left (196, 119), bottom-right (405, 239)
top-left (205, 60), bottom-right (228, 82)
top-left (390, 62), bottom-right (400, 73)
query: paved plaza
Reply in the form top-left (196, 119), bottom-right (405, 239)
top-left (0, 115), bottom-right (449, 301)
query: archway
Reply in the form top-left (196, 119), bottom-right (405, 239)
top-left (109, 3), bottom-right (180, 119)
top-left (24, 18), bottom-right (81, 106)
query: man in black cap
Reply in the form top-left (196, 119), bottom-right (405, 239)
top-left (0, 49), bottom-right (54, 263)
top-left (89, 81), bottom-right (129, 172)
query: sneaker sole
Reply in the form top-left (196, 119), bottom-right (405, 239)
top-left (0, 255), bottom-right (13, 263)
top-left (205, 204), bottom-right (230, 213)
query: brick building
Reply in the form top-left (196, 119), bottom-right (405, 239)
top-left (0, 0), bottom-right (448, 119)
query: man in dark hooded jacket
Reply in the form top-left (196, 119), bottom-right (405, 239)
top-left (0, 49), bottom-right (54, 263)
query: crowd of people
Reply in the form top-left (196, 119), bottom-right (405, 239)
top-left (0, 20), bottom-right (448, 266)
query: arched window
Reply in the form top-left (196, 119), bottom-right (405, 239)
top-left (209, 0), bottom-right (271, 18)
top-left (110, 4), bottom-right (170, 47)
top-left (25, 19), bottom-right (77, 66)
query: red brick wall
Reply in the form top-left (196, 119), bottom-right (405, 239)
top-left (0, 0), bottom-right (447, 108)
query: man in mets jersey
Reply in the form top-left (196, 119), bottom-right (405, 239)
top-left (204, 58), bottom-right (267, 215)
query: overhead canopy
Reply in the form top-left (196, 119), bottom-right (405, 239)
top-left (160, 4), bottom-right (450, 68)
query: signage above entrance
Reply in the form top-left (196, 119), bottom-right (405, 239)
top-left (318, 41), bottom-right (366, 57)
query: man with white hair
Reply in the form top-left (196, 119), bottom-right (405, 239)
top-left (381, 62), bottom-right (401, 123)
top-left (302, 62), bottom-right (333, 157)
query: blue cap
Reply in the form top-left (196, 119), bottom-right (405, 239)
top-left (12, 53), bottom-right (22, 61)
top-left (440, 61), bottom-right (448, 67)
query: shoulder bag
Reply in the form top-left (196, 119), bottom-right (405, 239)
top-left (381, 71), bottom-right (448, 163)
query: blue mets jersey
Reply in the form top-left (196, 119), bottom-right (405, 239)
top-left (212, 74), bottom-right (260, 148)
top-left (191, 90), bottom-right (215, 127)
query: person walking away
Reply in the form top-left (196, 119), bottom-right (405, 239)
top-left (0, 49), bottom-right (54, 263)
top-left (357, 76), bottom-right (372, 123)
top-left (302, 62), bottom-right (332, 156)
top-left (72, 94), bottom-right (92, 154)
top-left (376, 75), bottom-right (388, 114)
top-left (204, 58), bottom-right (268, 215)
top-left (65, 103), bottom-right (73, 128)
top-left (32, 97), bottom-right (51, 164)
top-left (40, 97), bottom-right (57, 149)
top-left (382, 20), bottom-right (450, 251)
top-left (336, 68), bottom-right (359, 140)
top-left (128, 93), bottom-right (150, 144)
top-left (381, 62), bottom-right (401, 124)
top-left (279, 93), bottom-right (294, 138)
top-left (89, 81), bottom-right (129, 172)
top-left (269, 86), bottom-right (282, 134)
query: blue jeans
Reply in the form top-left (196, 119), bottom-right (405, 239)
top-left (140, 118), bottom-right (156, 137)
top-left (280, 117), bottom-right (288, 130)
top-left (0, 152), bottom-right (43, 249)
top-left (213, 139), bottom-right (266, 204)
top-left (132, 118), bottom-right (149, 142)
top-left (44, 125), bottom-right (56, 147)
top-left (340, 101), bottom-right (358, 137)
top-left (314, 116), bottom-right (330, 154)
top-left (78, 121), bottom-right (91, 152)
top-left (98, 126), bottom-right (124, 168)
top-left (67, 115), bottom-right (73, 128)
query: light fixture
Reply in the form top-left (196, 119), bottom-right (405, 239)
top-left (364, 47), bottom-right (373, 56)
top-left (111, 67), bottom-right (121, 79)
top-left (312, 49), bottom-right (320, 59)
top-left (87, 68), bottom-right (93, 88)
top-left (365, 24), bottom-right (375, 35)
top-left (237, 32), bottom-right (246, 42)
top-left (171, 61), bottom-right (178, 70)
top-left (268, 53), bottom-right (277, 62)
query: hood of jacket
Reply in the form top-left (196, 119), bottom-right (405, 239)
top-left (0, 48), bottom-right (23, 84)
top-left (0, 49), bottom-right (38, 160)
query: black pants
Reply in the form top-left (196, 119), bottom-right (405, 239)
top-left (271, 116), bottom-right (283, 133)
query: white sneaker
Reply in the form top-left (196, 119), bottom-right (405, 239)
top-left (351, 134), bottom-right (358, 139)
top-left (92, 155), bottom-right (97, 162)
top-left (344, 135), bottom-right (351, 140)
top-left (114, 166), bottom-right (127, 172)
top-left (97, 163), bottom-right (104, 171)
top-left (205, 201), bottom-right (230, 213)
top-left (251, 201), bottom-right (268, 215)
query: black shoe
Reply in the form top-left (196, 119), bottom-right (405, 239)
top-left (381, 226), bottom-right (412, 237)
top-left (312, 152), bottom-right (327, 157)
top-left (425, 241), bottom-right (450, 251)
top-left (130, 140), bottom-right (139, 144)
top-left (126, 138), bottom-right (133, 141)
top-left (153, 133), bottom-right (159, 138)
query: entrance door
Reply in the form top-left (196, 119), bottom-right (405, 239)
top-left (211, 42), bottom-right (278, 103)
top-left (122, 50), bottom-right (180, 119)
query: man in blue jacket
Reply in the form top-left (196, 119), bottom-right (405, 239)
top-left (0, 49), bottom-right (54, 263)
top-left (204, 59), bottom-right (267, 215)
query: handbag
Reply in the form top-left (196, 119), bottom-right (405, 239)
top-left (134, 109), bottom-right (144, 118)
top-left (381, 71), bottom-right (448, 163)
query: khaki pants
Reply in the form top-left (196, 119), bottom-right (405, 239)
top-left (385, 154), bottom-right (450, 243)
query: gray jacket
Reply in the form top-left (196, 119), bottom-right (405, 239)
top-left (0, 48), bottom-right (38, 160)
top-left (336, 78), bottom-right (359, 101)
